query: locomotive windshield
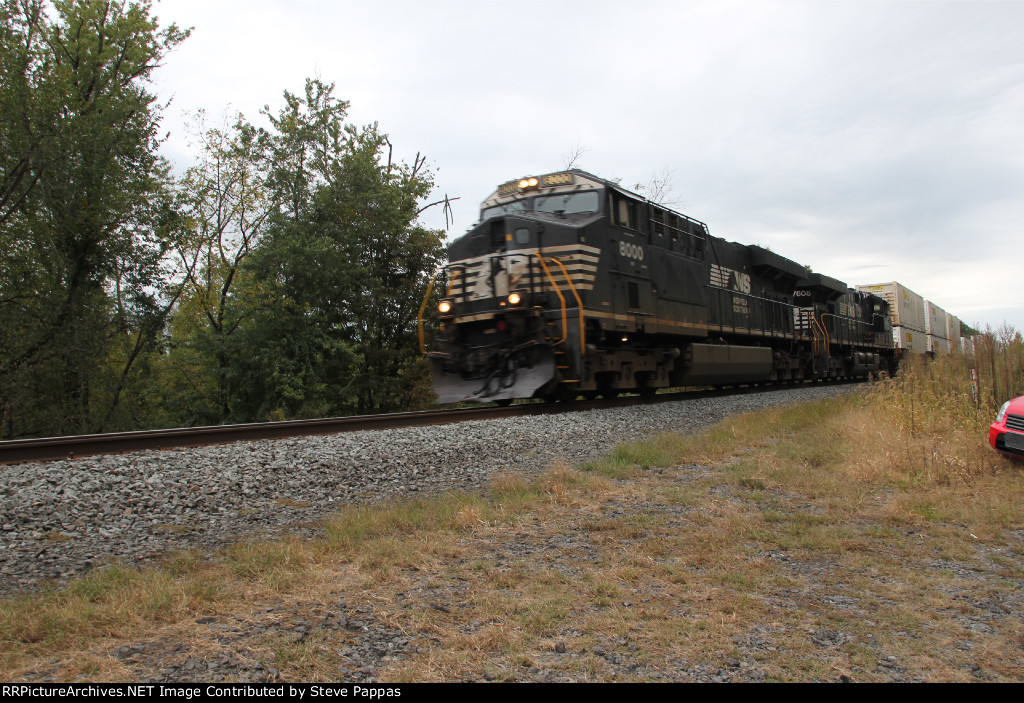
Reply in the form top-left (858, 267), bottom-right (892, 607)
top-left (535, 191), bottom-right (599, 216)
top-left (480, 190), bottom-right (600, 221)
top-left (481, 199), bottom-right (530, 220)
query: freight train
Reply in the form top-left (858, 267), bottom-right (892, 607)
top-left (418, 170), bottom-right (899, 404)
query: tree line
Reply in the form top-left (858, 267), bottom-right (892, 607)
top-left (1, 0), bottom-right (446, 439)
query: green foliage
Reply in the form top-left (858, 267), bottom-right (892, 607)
top-left (0, 0), bottom-right (189, 437)
top-left (157, 79), bottom-right (445, 423)
top-left (3, 8), bottom-right (445, 434)
top-left (163, 111), bottom-right (276, 423)
top-left (237, 79), bottom-right (445, 417)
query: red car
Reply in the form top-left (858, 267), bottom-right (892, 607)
top-left (990, 396), bottom-right (1024, 460)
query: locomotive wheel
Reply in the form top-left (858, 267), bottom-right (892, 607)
top-left (555, 384), bottom-right (577, 403)
top-left (540, 383), bottom-right (577, 403)
top-left (637, 372), bottom-right (657, 397)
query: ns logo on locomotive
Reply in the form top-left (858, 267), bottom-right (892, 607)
top-left (418, 170), bottom-right (896, 404)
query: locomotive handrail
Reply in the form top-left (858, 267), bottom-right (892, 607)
top-left (417, 269), bottom-right (442, 354)
top-left (813, 313), bottom-right (831, 359)
top-left (543, 256), bottom-right (586, 355)
top-left (532, 253), bottom-right (569, 347)
top-left (418, 267), bottom-right (464, 354)
top-left (799, 307), bottom-right (821, 356)
top-left (822, 312), bottom-right (836, 348)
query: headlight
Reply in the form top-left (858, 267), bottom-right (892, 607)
top-left (438, 300), bottom-right (452, 314)
top-left (518, 177), bottom-right (539, 190)
top-left (508, 292), bottom-right (522, 306)
top-left (996, 401), bottom-right (1010, 423)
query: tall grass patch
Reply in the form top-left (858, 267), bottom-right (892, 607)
top-left (850, 343), bottom-right (1022, 486)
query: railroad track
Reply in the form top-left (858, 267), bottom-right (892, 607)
top-left (0, 381), bottom-right (862, 465)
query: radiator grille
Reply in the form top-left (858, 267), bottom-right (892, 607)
top-left (1006, 414), bottom-right (1024, 432)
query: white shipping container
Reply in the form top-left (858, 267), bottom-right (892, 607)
top-left (856, 282), bottom-right (926, 332)
top-left (946, 312), bottom-right (962, 347)
top-left (894, 326), bottom-right (928, 353)
top-left (925, 301), bottom-right (948, 339)
top-left (927, 335), bottom-right (951, 355)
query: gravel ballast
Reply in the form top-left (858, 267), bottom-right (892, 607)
top-left (0, 384), bottom-right (856, 596)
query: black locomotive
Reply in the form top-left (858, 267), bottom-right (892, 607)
top-left (418, 170), bottom-right (895, 404)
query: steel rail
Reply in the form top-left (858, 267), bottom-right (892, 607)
top-left (0, 395), bottom-right (673, 465)
top-left (0, 380), bottom-right (862, 465)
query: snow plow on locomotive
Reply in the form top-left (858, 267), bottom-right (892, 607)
top-left (418, 170), bottom-right (896, 404)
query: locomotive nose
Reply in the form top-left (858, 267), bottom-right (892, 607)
top-left (429, 347), bottom-right (557, 404)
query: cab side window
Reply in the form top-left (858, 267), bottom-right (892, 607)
top-left (617, 198), bottom-right (632, 229)
top-left (612, 193), bottom-right (646, 233)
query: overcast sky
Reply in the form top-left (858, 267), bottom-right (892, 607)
top-left (151, 0), bottom-right (1024, 332)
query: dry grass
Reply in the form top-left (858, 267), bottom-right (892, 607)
top-left (853, 354), bottom-right (1006, 485)
top-left (2, 362), bottom-right (1024, 682)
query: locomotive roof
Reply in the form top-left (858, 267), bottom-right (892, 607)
top-left (748, 245), bottom-right (809, 281)
top-left (478, 169), bottom-right (708, 232)
top-left (479, 169), bottom-right (615, 209)
top-left (797, 272), bottom-right (850, 296)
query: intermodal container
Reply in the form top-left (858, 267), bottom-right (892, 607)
top-left (894, 325), bottom-right (928, 353)
top-left (925, 301), bottom-right (948, 354)
top-left (946, 312), bottom-right (962, 349)
top-left (856, 282), bottom-right (925, 332)
top-left (925, 301), bottom-right (948, 339)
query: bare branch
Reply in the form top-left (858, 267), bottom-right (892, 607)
top-left (417, 195), bottom-right (460, 229)
top-left (562, 139), bottom-right (588, 170)
top-left (642, 166), bottom-right (680, 206)
top-left (410, 152), bottom-right (427, 180)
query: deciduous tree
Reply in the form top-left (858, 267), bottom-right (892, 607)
top-left (167, 111), bottom-right (275, 422)
top-left (0, 0), bottom-right (188, 437)
top-left (239, 80), bottom-right (445, 417)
